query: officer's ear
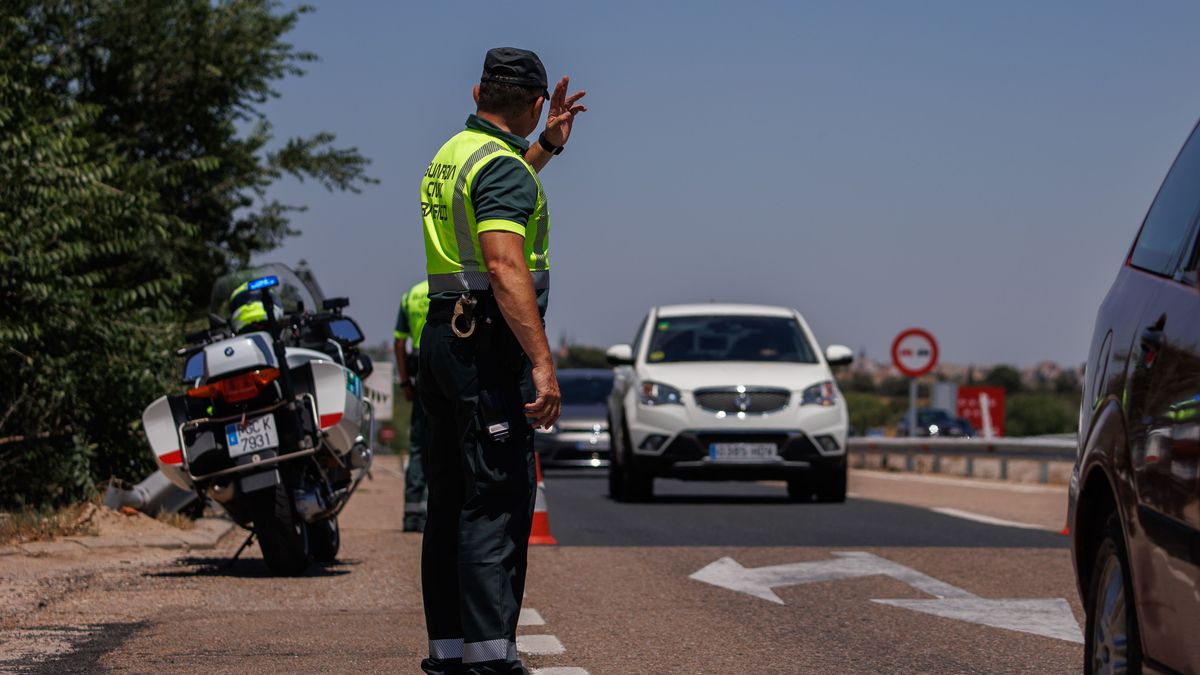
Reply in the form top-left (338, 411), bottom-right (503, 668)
top-left (472, 84), bottom-right (481, 106)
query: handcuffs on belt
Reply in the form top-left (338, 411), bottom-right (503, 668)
top-left (451, 294), bottom-right (478, 338)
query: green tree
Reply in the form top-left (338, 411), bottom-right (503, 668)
top-left (0, 19), bottom-right (193, 506)
top-left (837, 371), bottom-right (877, 394)
top-left (1, 1), bottom-right (374, 507)
top-left (1053, 369), bottom-right (1081, 395)
top-left (843, 393), bottom-right (891, 434)
top-left (984, 365), bottom-right (1024, 394)
top-left (17, 0), bottom-right (375, 309)
top-left (557, 345), bottom-right (610, 370)
top-left (1005, 394), bottom-right (1078, 437)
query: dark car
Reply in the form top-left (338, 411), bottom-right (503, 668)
top-left (1070, 119), bottom-right (1200, 673)
top-left (896, 408), bottom-right (976, 438)
top-left (534, 369), bottom-right (612, 468)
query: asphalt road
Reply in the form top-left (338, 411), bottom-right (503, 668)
top-left (544, 469), bottom-right (1068, 548)
top-left (1, 459), bottom-right (1083, 673)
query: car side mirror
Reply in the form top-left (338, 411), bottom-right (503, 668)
top-left (825, 344), bottom-right (854, 367)
top-left (606, 344), bottom-right (634, 366)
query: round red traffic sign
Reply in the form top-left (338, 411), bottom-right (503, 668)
top-left (379, 427), bottom-right (396, 444)
top-left (891, 328), bottom-right (939, 378)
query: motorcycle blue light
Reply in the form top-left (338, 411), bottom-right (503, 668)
top-left (248, 275), bottom-right (279, 291)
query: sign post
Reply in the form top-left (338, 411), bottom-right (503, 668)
top-left (891, 328), bottom-right (939, 437)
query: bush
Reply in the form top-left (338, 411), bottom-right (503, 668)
top-left (1005, 393), bottom-right (1078, 437)
top-left (844, 393), bottom-right (892, 435)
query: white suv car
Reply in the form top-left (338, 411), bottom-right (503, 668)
top-left (605, 304), bottom-right (853, 502)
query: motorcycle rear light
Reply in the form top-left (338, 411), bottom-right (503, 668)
top-left (187, 368), bottom-right (280, 403)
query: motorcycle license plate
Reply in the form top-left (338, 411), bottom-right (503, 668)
top-left (709, 442), bottom-right (778, 461)
top-left (225, 415), bottom-right (279, 457)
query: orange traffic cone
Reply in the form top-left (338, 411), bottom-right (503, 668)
top-left (529, 454), bottom-right (558, 546)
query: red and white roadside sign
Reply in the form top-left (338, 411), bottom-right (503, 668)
top-left (891, 328), bottom-right (939, 378)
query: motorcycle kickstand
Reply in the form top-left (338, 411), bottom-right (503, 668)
top-left (227, 531), bottom-right (256, 569)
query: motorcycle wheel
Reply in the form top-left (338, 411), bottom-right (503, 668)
top-left (310, 517), bottom-right (340, 563)
top-left (251, 482), bottom-right (312, 577)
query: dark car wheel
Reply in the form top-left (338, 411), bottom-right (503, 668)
top-left (611, 422), bottom-right (653, 502)
top-left (1084, 514), bottom-right (1142, 675)
top-left (607, 416), bottom-right (623, 497)
top-left (310, 516), bottom-right (340, 563)
top-left (787, 462), bottom-right (847, 503)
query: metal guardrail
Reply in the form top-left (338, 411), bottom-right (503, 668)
top-left (847, 436), bottom-right (1077, 484)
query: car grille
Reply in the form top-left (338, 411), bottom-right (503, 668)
top-left (693, 387), bottom-right (791, 414)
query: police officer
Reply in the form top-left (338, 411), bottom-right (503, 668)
top-left (394, 279), bottom-right (430, 532)
top-left (418, 47), bottom-right (586, 675)
top-left (228, 281), bottom-right (283, 334)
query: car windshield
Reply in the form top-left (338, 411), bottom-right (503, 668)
top-left (560, 373), bottom-right (613, 405)
top-left (209, 263), bottom-right (323, 318)
top-left (646, 315), bottom-right (818, 364)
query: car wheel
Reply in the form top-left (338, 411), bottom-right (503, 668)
top-left (607, 416), bottom-right (624, 498)
top-left (786, 477), bottom-right (813, 502)
top-left (1085, 514), bottom-right (1142, 675)
top-left (613, 423), bottom-right (653, 502)
top-left (815, 462), bottom-right (848, 503)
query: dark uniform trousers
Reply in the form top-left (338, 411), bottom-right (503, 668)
top-left (405, 354), bottom-right (428, 532)
top-left (419, 299), bottom-right (536, 675)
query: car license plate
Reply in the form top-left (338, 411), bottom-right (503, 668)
top-left (225, 415), bottom-right (279, 457)
top-left (709, 442), bottom-right (778, 461)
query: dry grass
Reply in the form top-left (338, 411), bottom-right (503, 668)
top-left (0, 501), bottom-right (99, 545)
top-left (154, 510), bottom-right (196, 530)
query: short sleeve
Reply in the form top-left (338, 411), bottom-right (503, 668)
top-left (471, 156), bottom-right (537, 235)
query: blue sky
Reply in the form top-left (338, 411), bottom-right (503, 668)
top-left (256, 0), bottom-right (1200, 366)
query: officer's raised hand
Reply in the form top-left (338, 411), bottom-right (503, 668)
top-left (542, 76), bottom-right (586, 148)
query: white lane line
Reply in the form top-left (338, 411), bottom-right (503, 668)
top-left (516, 634), bottom-right (565, 655)
top-left (518, 608), bottom-right (545, 626)
top-left (532, 669), bottom-right (590, 675)
top-left (931, 507), bottom-right (1049, 531)
top-left (851, 469), bottom-right (1066, 494)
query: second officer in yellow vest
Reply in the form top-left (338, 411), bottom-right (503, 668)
top-left (417, 47), bottom-right (586, 675)
top-left (394, 279), bottom-right (430, 532)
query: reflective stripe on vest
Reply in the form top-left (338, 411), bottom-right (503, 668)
top-left (421, 129), bottom-right (549, 286)
top-left (428, 270), bottom-right (550, 294)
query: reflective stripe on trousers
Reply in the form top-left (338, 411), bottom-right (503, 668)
top-left (428, 638), bottom-right (517, 664)
top-left (428, 270), bottom-right (549, 294)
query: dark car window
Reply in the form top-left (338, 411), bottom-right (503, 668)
top-left (646, 315), bottom-right (818, 364)
top-left (1131, 122), bottom-right (1200, 276)
top-left (559, 375), bottom-right (613, 405)
top-left (631, 315), bottom-right (648, 361)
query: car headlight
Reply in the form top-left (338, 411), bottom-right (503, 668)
top-left (801, 381), bottom-right (837, 407)
top-left (639, 381), bottom-right (683, 406)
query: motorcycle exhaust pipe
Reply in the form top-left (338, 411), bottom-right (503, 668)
top-left (349, 442), bottom-right (373, 470)
top-left (207, 480), bottom-right (236, 504)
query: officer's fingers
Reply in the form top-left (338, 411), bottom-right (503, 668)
top-left (565, 91), bottom-right (586, 106)
top-left (568, 105), bottom-right (587, 115)
top-left (552, 77), bottom-right (568, 108)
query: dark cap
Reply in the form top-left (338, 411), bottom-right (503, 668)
top-left (481, 47), bottom-right (548, 96)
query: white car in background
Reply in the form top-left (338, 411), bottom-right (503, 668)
top-left (605, 304), bottom-right (853, 502)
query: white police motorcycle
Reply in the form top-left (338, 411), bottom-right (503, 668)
top-left (141, 264), bottom-right (375, 575)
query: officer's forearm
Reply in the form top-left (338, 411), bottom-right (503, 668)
top-left (489, 265), bottom-right (552, 367)
top-left (523, 143), bottom-right (552, 173)
top-left (480, 233), bottom-right (553, 367)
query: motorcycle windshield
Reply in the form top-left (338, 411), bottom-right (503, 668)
top-left (209, 263), bottom-right (324, 319)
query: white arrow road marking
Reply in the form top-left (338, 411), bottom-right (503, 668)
top-left (874, 598), bottom-right (1083, 644)
top-left (689, 551), bottom-right (1082, 643)
top-left (689, 551), bottom-right (970, 604)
